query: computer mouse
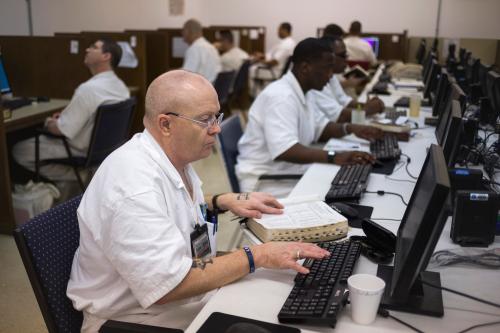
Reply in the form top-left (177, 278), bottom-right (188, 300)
top-left (330, 202), bottom-right (358, 219)
top-left (372, 160), bottom-right (384, 168)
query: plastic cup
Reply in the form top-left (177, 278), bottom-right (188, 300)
top-left (409, 94), bottom-right (421, 118)
top-left (348, 274), bottom-right (386, 325)
top-left (351, 109), bottom-right (366, 125)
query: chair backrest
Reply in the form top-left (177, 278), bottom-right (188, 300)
top-left (217, 115), bottom-right (243, 193)
top-left (280, 56), bottom-right (293, 78)
top-left (230, 60), bottom-right (251, 98)
top-left (14, 195), bottom-right (84, 333)
top-left (86, 97), bottom-right (136, 167)
top-left (213, 71), bottom-right (236, 106)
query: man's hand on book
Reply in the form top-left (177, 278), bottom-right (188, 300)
top-left (217, 192), bottom-right (284, 219)
top-left (364, 97), bottom-right (385, 115)
top-left (251, 242), bottom-right (330, 274)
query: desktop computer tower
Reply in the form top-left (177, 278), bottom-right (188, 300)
top-left (451, 190), bottom-right (499, 247)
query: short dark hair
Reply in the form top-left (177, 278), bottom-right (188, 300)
top-left (292, 37), bottom-right (332, 66)
top-left (100, 38), bottom-right (122, 69)
top-left (349, 21), bottom-right (362, 34)
top-left (219, 30), bottom-right (234, 44)
top-left (320, 36), bottom-right (342, 49)
top-left (280, 22), bottom-right (292, 34)
top-left (323, 24), bottom-right (344, 38)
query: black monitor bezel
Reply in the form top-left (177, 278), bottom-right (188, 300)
top-left (0, 54), bottom-right (12, 95)
top-left (442, 100), bottom-right (463, 167)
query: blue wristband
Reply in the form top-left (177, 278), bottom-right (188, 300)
top-left (243, 246), bottom-right (255, 273)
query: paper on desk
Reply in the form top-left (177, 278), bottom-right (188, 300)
top-left (323, 138), bottom-right (362, 151)
top-left (254, 196), bottom-right (345, 229)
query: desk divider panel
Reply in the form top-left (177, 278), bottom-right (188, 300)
top-left (207, 25), bottom-right (266, 54)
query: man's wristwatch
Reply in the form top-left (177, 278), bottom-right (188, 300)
top-left (327, 150), bottom-right (336, 164)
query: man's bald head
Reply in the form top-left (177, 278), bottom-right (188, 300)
top-left (144, 70), bottom-right (217, 127)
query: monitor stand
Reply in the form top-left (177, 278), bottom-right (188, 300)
top-left (377, 265), bottom-right (444, 317)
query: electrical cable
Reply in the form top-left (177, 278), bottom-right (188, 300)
top-left (457, 320), bottom-right (500, 333)
top-left (385, 176), bottom-right (416, 184)
top-left (421, 280), bottom-right (500, 309)
top-left (401, 153), bottom-right (418, 179)
top-left (429, 249), bottom-right (500, 269)
top-left (365, 190), bottom-right (408, 206)
top-left (378, 308), bottom-right (424, 333)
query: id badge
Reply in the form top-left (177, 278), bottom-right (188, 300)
top-left (190, 223), bottom-right (212, 259)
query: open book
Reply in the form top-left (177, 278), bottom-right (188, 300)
top-left (246, 195), bottom-right (348, 243)
top-left (344, 64), bottom-right (369, 79)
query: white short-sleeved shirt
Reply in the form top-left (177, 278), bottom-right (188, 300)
top-left (67, 130), bottom-right (215, 331)
top-left (266, 36), bottom-right (296, 77)
top-left (220, 46), bottom-right (249, 72)
top-left (57, 71), bottom-right (129, 152)
top-left (236, 71), bottom-right (330, 179)
top-left (306, 75), bottom-right (353, 121)
top-left (182, 37), bottom-right (222, 82)
top-left (343, 36), bottom-right (377, 65)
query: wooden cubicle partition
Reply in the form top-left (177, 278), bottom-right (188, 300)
top-left (157, 28), bottom-right (186, 70)
top-left (207, 26), bottom-right (266, 54)
top-left (0, 109), bottom-right (14, 234)
top-left (0, 35), bottom-right (90, 99)
top-left (315, 29), bottom-right (408, 62)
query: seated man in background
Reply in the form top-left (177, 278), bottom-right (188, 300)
top-left (249, 22), bottom-right (296, 95)
top-left (215, 29), bottom-right (249, 72)
top-left (67, 70), bottom-right (330, 332)
top-left (182, 18), bottom-right (221, 83)
top-left (12, 38), bottom-right (129, 181)
top-left (308, 36), bottom-right (384, 123)
top-left (236, 38), bottom-right (383, 197)
top-left (344, 20), bottom-right (377, 66)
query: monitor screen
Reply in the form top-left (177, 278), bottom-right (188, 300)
top-left (377, 144), bottom-right (450, 316)
top-left (486, 71), bottom-right (500, 115)
top-left (435, 83), bottom-right (465, 145)
top-left (362, 36), bottom-right (379, 57)
top-left (442, 100), bottom-right (463, 167)
top-left (424, 59), bottom-right (439, 100)
top-left (0, 55), bottom-right (12, 95)
top-left (431, 68), bottom-right (451, 117)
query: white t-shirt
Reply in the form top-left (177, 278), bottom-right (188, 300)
top-left (67, 130), bottom-right (216, 331)
top-left (57, 71), bottom-right (129, 152)
top-left (236, 71), bottom-right (330, 180)
top-left (182, 37), bottom-right (221, 82)
top-left (220, 46), bottom-right (249, 72)
top-left (307, 75), bottom-right (353, 121)
top-left (344, 36), bottom-right (377, 65)
top-left (266, 36), bottom-right (296, 77)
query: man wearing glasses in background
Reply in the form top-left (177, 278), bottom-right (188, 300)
top-left (307, 36), bottom-right (385, 123)
top-left (67, 70), bottom-right (331, 332)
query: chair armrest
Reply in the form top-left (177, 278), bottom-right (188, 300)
top-left (36, 127), bottom-right (66, 140)
top-left (99, 320), bottom-right (183, 333)
top-left (258, 174), bottom-right (302, 181)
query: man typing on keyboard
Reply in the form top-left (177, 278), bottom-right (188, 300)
top-left (237, 38), bottom-right (382, 197)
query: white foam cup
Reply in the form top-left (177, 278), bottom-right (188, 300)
top-left (347, 273), bottom-right (386, 325)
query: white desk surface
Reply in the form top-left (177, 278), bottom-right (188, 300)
top-left (187, 76), bottom-right (500, 333)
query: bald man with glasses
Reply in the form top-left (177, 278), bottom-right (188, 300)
top-left (67, 70), bottom-right (330, 332)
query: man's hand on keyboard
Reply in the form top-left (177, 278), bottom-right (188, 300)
top-left (364, 97), bottom-right (385, 115)
top-left (333, 151), bottom-right (375, 165)
top-left (252, 242), bottom-right (330, 274)
top-left (348, 124), bottom-right (384, 141)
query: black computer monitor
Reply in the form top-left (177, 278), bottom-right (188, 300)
top-left (416, 40), bottom-right (426, 65)
top-left (486, 71), bottom-right (500, 115)
top-left (478, 63), bottom-right (492, 97)
top-left (377, 144), bottom-right (450, 317)
top-left (436, 83), bottom-right (466, 145)
top-left (0, 55), bottom-right (12, 95)
top-left (424, 59), bottom-right (440, 100)
top-left (431, 68), bottom-right (450, 117)
top-left (361, 36), bottom-right (380, 57)
top-left (442, 100), bottom-right (463, 167)
top-left (422, 51), bottom-right (436, 82)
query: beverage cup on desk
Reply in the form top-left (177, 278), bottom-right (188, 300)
top-left (409, 94), bottom-right (421, 118)
top-left (347, 274), bottom-right (385, 325)
top-left (351, 109), bottom-right (366, 125)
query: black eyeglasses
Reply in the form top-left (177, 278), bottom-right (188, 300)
top-left (165, 112), bottom-right (224, 129)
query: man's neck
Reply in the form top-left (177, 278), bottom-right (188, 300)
top-left (89, 64), bottom-right (112, 76)
top-left (291, 70), bottom-right (310, 95)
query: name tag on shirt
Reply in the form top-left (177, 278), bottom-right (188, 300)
top-left (190, 223), bottom-right (212, 259)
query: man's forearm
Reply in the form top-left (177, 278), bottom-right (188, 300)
top-left (318, 122), bottom-right (347, 142)
top-left (336, 108), bottom-right (352, 123)
top-left (46, 119), bottom-right (64, 136)
top-left (275, 143), bottom-right (328, 164)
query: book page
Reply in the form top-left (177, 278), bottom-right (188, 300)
top-left (254, 201), bottom-right (345, 229)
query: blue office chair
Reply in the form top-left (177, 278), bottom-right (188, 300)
top-left (217, 115), bottom-right (301, 193)
top-left (14, 195), bottom-right (182, 333)
top-left (213, 71), bottom-right (236, 113)
top-left (35, 97), bottom-right (136, 190)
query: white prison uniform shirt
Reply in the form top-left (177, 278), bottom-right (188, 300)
top-left (12, 70), bottom-right (129, 180)
top-left (220, 46), bottom-right (249, 72)
top-left (67, 130), bottom-right (216, 332)
top-left (307, 75), bottom-right (353, 122)
top-left (182, 37), bottom-right (221, 82)
top-left (266, 36), bottom-right (296, 78)
top-left (344, 36), bottom-right (377, 65)
top-left (236, 72), bottom-right (329, 194)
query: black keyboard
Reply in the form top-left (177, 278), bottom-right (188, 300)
top-left (278, 239), bottom-right (362, 328)
top-left (1, 97), bottom-right (32, 110)
top-left (370, 134), bottom-right (401, 161)
top-left (325, 164), bottom-right (372, 202)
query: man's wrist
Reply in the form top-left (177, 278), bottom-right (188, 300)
top-left (212, 193), bottom-right (229, 213)
top-left (344, 123), bottom-right (351, 135)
